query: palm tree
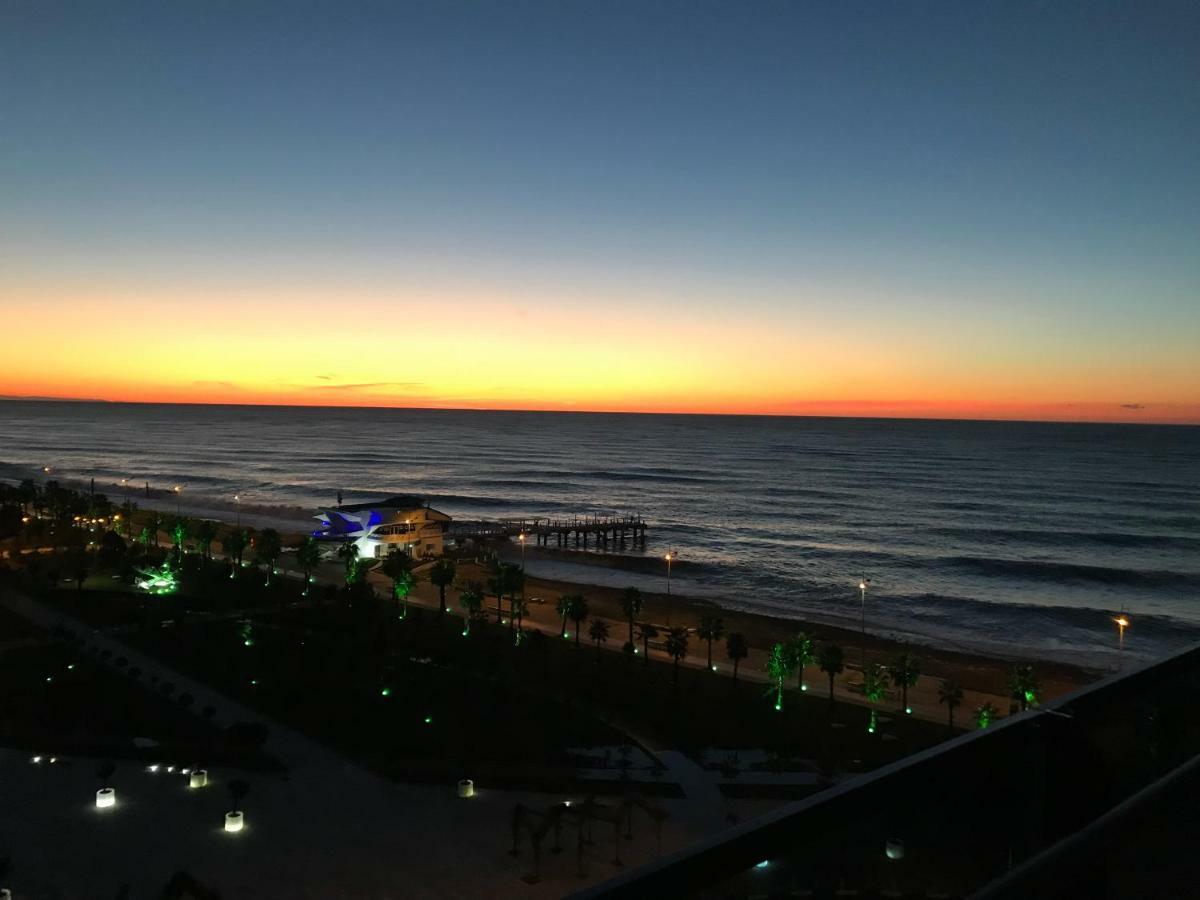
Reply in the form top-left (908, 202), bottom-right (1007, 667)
top-left (818, 643), bottom-right (845, 716)
top-left (862, 663), bottom-right (887, 733)
top-left (665, 626), bottom-right (689, 688)
top-left (225, 528), bottom-right (248, 577)
top-left (975, 701), bottom-right (999, 729)
top-left (697, 615), bottom-right (725, 671)
top-left (170, 517), bottom-right (189, 563)
top-left (589, 618), bottom-right (610, 659)
top-left (1008, 665), bottom-right (1041, 712)
top-left (255, 528), bottom-right (282, 585)
top-left (636, 621), bottom-right (659, 664)
top-left (787, 632), bottom-right (815, 691)
top-left (555, 594), bottom-right (573, 639)
top-left (939, 678), bottom-right (964, 731)
top-left (725, 632), bottom-right (748, 681)
top-left (120, 499), bottom-right (137, 542)
top-left (195, 520), bottom-right (217, 562)
top-left (568, 595), bottom-right (590, 646)
top-left (381, 550), bottom-right (415, 619)
top-left (458, 581), bottom-right (484, 636)
top-left (294, 537), bottom-right (321, 596)
top-left (766, 643), bottom-right (792, 711)
top-left (890, 651), bottom-right (921, 715)
top-left (510, 596), bottom-right (529, 645)
top-left (337, 541), bottom-right (360, 585)
top-left (619, 587), bottom-right (644, 652)
top-left (488, 562), bottom-right (522, 624)
top-left (428, 558), bottom-right (457, 615)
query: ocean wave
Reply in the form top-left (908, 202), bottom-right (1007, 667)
top-left (942, 556), bottom-right (1200, 589)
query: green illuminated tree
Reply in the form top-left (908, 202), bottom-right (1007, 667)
top-left (295, 537), bottom-right (321, 596)
top-left (975, 701), bottom-right (999, 729)
top-left (636, 621), bottom-right (658, 664)
top-left (725, 632), bottom-right (748, 681)
top-left (567, 594), bottom-right (590, 646)
top-left (890, 651), bottom-right (921, 714)
top-left (939, 678), bottom-right (964, 731)
top-left (697, 615), bottom-right (725, 671)
top-left (619, 587), bottom-right (644, 652)
top-left (459, 581), bottom-right (484, 635)
top-left (862, 663), bottom-right (887, 733)
top-left (337, 541), bottom-right (360, 585)
top-left (786, 632), bottom-right (815, 691)
top-left (665, 626), bottom-right (689, 689)
top-left (818, 643), bottom-right (845, 716)
top-left (256, 528), bottom-right (282, 585)
top-left (381, 550), bottom-right (415, 619)
top-left (170, 518), bottom-right (189, 563)
top-left (589, 618), bottom-right (610, 659)
top-left (766, 643), bottom-right (792, 711)
top-left (428, 558), bottom-right (457, 615)
top-left (1007, 665), bottom-right (1041, 712)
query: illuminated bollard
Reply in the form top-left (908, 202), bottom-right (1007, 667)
top-left (225, 811), bottom-right (244, 832)
top-left (96, 788), bottom-right (116, 808)
top-left (885, 838), bottom-right (905, 860)
top-left (190, 769), bottom-right (208, 788)
top-left (457, 779), bottom-right (475, 798)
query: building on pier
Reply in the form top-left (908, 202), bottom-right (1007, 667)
top-left (312, 495), bottom-right (451, 559)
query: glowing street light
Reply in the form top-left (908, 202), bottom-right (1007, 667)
top-left (858, 576), bottom-right (871, 669)
top-left (234, 493), bottom-right (241, 528)
top-left (173, 484), bottom-right (182, 517)
top-left (1114, 613), bottom-right (1130, 669)
top-left (665, 550), bottom-right (676, 624)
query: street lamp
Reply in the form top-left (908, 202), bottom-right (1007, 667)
top-left (234, 493), bottom-right (241, 528)
top-left (173, 485), bottom-right (181, 518)
top-left (1114, 613), bottom-right (1130, 669)
top-left (665, 550), bottom-right (675, 624)
top-left (859, 576), bottom-right (871, 669)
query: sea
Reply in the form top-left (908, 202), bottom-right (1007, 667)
top-left (2, 400), bottom-right (1198, 667)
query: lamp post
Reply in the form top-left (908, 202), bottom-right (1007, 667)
top-left (173, 485), bottom-right (181, 518)
top-left (665, 550), bottom-right (675, 624)
top-left (234, 494), bottom-right (241, 529)
top-left (518, 532), bottom-right (527, 601)
top-left (859, 576), bottom-right (870, 670)
top-left (1114, 613), bottom-right (1130, 670)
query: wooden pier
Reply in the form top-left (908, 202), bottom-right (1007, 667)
top-left (450, 514), bottom-right (648, 549)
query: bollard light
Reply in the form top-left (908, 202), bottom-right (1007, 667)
top-left (96, 788), bottom-right (116, 808)
top-left (457, 779), bottom-right (474, 798)
top-left (225, 811), bottom-right (244, 832)
top-left (190, 769), bottom-right (208, 789)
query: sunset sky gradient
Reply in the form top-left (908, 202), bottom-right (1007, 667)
top-left (1, 2), bottom-right (1197, 423)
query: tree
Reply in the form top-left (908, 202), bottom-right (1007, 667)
top-left (381, 550), bottom-right (415, 619)
top-left (510, 596), bottom-right (529, 645)
top-left (555, 595), bottom-right (572, 638)
top-left (568, 595), bottom-right (590, 646)
top-left (195, 520), bottom-right (218, 561)
top-left (862, 663), bottom-right (887, 733)
top-left (787, 632), bottom-right (815, 691)
top-left (1008, 665), bottom-right (1041, 712)
top-left (818, 643), bottom-right (845, 716)
top-left (636, 621), bottom-right (658, 664)
top-left (294, 537), bottom-right (321, 596)
top-left (939, 678), bottom-right (964, 731)
top-left (488, 563), bottom-right (520, 624)
top-left (225, 528), bottom-right (248, 574)
top-left (619, 587), bottom-right (644, 652)
top-left (97, 530), bottom-right (127, 571)
top-left (975, 701), bottom-right (999, 729)
top-left (337, 541), bottom-right (360, 585)
top-left (255, 528), bottom-right (282, 585)
top-left (458, 581), bottom-right (485, 635)
top-left (227, 778), bottom-right (250, 813)
top-left (766, 643), bottom-right (792, 711)
top-left (697, 615), bottom-right (725, 671)
top-left (890, 651), bottom-right (921, 714)
top-left (428, 558), bottom-right (457, 615)
top-left (120, 499), bottom-right (137, 541)
top-left (665, 626), bottom-right (689, 688)
top-left (589, 618), bottom-right (610, 659)
top-left (170, 517), bottom-right (189, 563)
top-left (725, 632), bottom-right (748, 681)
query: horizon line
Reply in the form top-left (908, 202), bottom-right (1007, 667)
top-left (0, 395), bottom-right (1196, 428)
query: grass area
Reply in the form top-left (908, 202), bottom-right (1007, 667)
top-left (27, 557), bottom-right (948, 788)
top-left (0, 638), bottom-right (277, 771)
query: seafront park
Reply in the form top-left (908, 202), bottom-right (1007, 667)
top-left (0, 476), bottom-right (1098, 896)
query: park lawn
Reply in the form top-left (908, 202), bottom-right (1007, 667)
top-left (0, 639), bottom-right (278, 771)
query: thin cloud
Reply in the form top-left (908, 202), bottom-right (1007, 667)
top-left (1120, 403), bottom-right (1146, 410)
top-left (310, 382), bottom-right (426, 393)
top-left (192, 380), bottom-right (239, 390)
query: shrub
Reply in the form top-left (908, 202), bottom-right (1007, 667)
top-left (201, 705), bottom-right (216, 719)
top-left (115, 656), bottom-right (128, 668)
top-left (160, 682), bottom-right (176, 696)
top-left (128, 666), bottom-right (142, 678)
top-left (178, 693), bottom-right (195, 709)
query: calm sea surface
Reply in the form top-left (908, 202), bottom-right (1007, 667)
top-left (2, 401), bottom-right (1198, 666)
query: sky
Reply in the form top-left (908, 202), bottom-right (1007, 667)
top-left (1, 1), bottom-right (1197, 423)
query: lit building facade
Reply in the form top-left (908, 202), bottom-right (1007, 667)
top-left (312, 495), bottom-right (451, 559)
